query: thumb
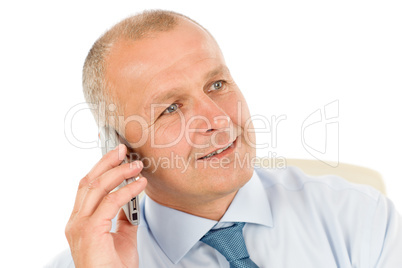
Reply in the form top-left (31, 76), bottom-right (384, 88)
top-left (113, 209), bottom-right (140, 266)
top-left (115, 208), bottom-right (139, 244)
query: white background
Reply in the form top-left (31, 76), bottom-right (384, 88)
top-left (1, 1), bottom-right (401, 267)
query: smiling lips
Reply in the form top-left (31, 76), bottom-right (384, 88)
top-left (198, 139), bottom-right (236, 160)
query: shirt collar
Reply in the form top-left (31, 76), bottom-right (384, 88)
top-left (143, 169), bottom-right (273, 264)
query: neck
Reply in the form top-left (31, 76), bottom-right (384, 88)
top-left (145, 190), bottom-right (238, 221)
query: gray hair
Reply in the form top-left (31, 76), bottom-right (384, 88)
top-left (82, 10), bottom-right (208, 129)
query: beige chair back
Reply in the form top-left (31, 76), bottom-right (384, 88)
top-left (256, 158), bottom-right (386, 195)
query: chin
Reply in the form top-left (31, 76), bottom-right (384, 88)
top-left (203, 165), bottom-right (254, 195)
top-left (235, 164), bottom-right (254, 187)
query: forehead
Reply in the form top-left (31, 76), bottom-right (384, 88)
top-left (105, 19), bottom-right (226, 116)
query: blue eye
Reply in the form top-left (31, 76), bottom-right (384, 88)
top-left (163, 103), bottom-right (179, 114)
top-left (210, 81), bottom-right (224, 91)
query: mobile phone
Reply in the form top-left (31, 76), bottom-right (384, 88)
top-left (99, 126), bottom-right (140, 225)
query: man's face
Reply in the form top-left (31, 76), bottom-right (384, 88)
top-left (106, 19), bottom-right (256, 207)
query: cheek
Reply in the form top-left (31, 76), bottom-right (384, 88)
top-left (223, 93), bottom-right (252, 129)
top-left (137, 124), bottom-right (191, 174)
top-left (139, 142), bottom-right (190, 191)
top-left (152, 116), bottom-right (186, 147)
top-left (244, 119), bottom-right (256, 146)
top-left (231, 94), bottom-right (256, 147)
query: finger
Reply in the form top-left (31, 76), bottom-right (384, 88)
top-left (108, 209), bottom-right (139, 261)
top-left (70, 144), bottom-right (127, 218)
top-left (115, 209), bottom-right (138, 246)
top-left (87, 144), bottom-right (127, 183)
top-left (91, 177), bottom-right (147, 228)
top-left (78, 161), bottom-right (144, 217)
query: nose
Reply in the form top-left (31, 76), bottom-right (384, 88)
top-left (187, 95), bottom-right (235, 148)
top-left (191, 95), bottom-right (231, 133)
top-left (205, 115), bottom-right (231, 133)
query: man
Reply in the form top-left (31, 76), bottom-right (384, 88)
top-left (49, 10), bottom-right (402, 267)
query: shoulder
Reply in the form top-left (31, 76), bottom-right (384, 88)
top-left (252, 166), bottom-right (402, 265)
top-left (254, 165), bottom-right (381, 203)
top-left (253, 165), bottom-right (385, 225)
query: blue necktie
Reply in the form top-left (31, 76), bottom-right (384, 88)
top-left (200, 222), bottom-right (259, 268)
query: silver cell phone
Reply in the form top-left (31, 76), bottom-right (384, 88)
top-left (99, 126), bottom-right (140, 225)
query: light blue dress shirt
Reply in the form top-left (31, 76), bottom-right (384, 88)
top-left (46, 166), bottom-right (402, 267)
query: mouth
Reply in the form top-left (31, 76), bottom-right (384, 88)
top-left (197, 138), bottom-right (237, 161)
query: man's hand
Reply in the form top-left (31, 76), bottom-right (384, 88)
top-left (65, 144), bottom-right (147, 268)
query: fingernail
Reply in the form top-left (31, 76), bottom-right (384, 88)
top-left (130, 160), bottom-right (143, 169)
top-left (137, 176), bottom-right (146, 183)
top-left (135, 161), bottom-right (143, 169)
top-left (117, 144), bottom-right (126, 160)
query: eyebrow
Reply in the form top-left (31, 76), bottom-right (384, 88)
top-left (152, 90), bottom-right (178, 105)
top-left (151, 65), bottom-right (230, 105)
top-left (204, 64), bottom-right (230, 81)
